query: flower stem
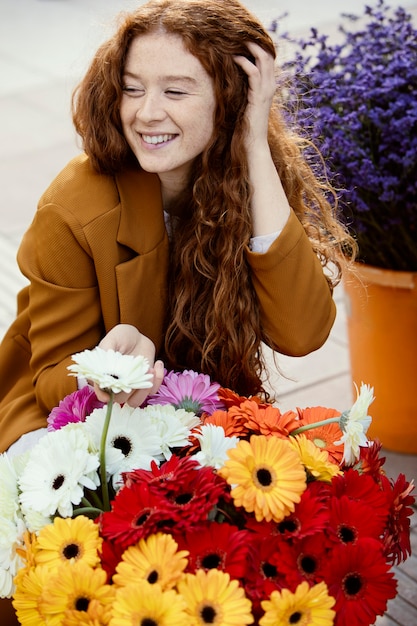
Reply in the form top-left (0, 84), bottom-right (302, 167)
top-left (291, 416), bottom-right (341, 436)
top-left (73, 506), bottom-right (104, 519)
top-left (99, 392), bottom-right (114, 512)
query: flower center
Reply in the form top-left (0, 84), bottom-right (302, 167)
top-left (52, 474), bottom-right (65, 490)
top-left (62, 543), bottom-right (81, 560)
top-left (277, 518), bottom-right (299, 534)
top-left (299, 554), bottom-right (317, 575)
top-left (289, 611), bottom-right (303, 623)
top-left (141, 620), bottom-right (158, 626)
top-left (75, 596), bottom-right (90, 612)
top-left (134, 510), bottom-right (151, 527)
top-left (343, 572), bottom-right (364, 597)
top-left (338, 525), bottom-right (357, 543)
top-left (112, 435), bottom-right (132, 457)
top-left (147, 569), bottom-right (159, 584)
top-left (201, 553), bottom-right (222, 569)
top-left (174, 396), bottom-right (202, 413)
top-left (174, 492), bottom-right (193, 505)
top-left (313, 436), bottom-right (327, 448)
top-left (201, 605), bottom-right (217, 623)
top-left (262, 561), bottom-right (278, 578)
top-left (256, 467), bottom-right (272, 487)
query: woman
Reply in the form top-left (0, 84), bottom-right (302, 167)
top-left (0, 0), bottom-right (354, 458)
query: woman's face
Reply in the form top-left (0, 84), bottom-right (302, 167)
top-left (120, 31), bottom-right (216, 198)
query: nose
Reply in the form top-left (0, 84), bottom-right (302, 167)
top-left (135, 91), bottom-right (166, 124)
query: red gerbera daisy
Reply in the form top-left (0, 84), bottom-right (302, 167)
top-left (99, 481), bottom-right (173, 549)
top-left (328, 495), bottom-right (386, 545)
top-left (176, 522), bottom-right (250, 579)
top-left (381, 473), bottom-right (415, 565)
top-left (330, 468), bottom-right (390, 525)
top-left (246, 483), bottom-right (330, 541)
top-left (323, 538), bottom-right (397, 626)
top-left (272, 533), bottom-right (329, 589)
top-left (99, 537), bottom-right (125, 582)
top-left (355, 440), bottom-right (386, 480)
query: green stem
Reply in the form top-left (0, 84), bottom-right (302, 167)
top-left (291, 416), bottom-right (341, 436)
top-left (73, 506), bottom-right (104, 518)
top-left (99, 392), bottom-right (114, 512)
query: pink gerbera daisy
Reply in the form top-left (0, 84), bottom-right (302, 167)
top-left (47, 387), bottom-right (104, 430)
top-left (146, 369), bottom-right (225, 415)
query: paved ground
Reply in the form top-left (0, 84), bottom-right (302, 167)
top-left (0, 0), bottom-right (416, 477)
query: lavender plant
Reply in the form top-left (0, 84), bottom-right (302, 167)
top-left (278, 0), bottom-right (417, 271)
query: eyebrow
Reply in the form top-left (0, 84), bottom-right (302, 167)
top-left (123, 71), bottom-right (198, 85)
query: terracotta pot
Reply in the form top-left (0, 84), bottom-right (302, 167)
top-left (344, 264), bottom-right (417, 453)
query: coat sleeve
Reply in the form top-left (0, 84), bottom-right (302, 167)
top-left (246, 210), bottom-right (336, 356)
top-left (17, 203), bottom-right (105, 413)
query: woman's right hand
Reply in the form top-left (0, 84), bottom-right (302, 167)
top-left (94, 324), bottom-right (164, 407)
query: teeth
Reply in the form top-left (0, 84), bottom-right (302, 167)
top-left (142, 134), bottom-right (174, 144)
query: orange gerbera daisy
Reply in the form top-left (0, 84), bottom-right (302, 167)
top-left (218, 387), bottom-right (267, 409)
top-left (232, 400), bottom-right (299, 438)
top-left (201, 409), bottom-right (248, 438)
top-left (297, 406), bottom-right (344, 464)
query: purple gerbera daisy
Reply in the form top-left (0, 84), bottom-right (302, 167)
top-left (147, 369), bottom-right (225, 416)
top-left (47, 386), bottom-right (104, 431)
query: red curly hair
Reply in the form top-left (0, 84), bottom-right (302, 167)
top-left (72, 0), bottom-right (355, 396)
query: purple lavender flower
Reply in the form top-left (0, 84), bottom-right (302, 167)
top-left (146, 369), bottom-right (225, 416)
top-left (278, 0), bottom-right (417, 270)
top-left (47, 386), bottom-right (104, 431)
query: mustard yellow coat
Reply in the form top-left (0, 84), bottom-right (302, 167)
top-left (0, 153), bottom-right (336, 451)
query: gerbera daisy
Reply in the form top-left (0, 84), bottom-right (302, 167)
top-left (67, 347), bottom-right (153, 393)
top-left (201, 409), bottom-right (248, 438)
top-left (34, 516), bottom-right (102, 569)
top-left (259, 581), bottom-right (335, 626)
top-left (296, 406), bottom-right (344, 464)
top-left (382, 473), bottom-right (415, 565)
top-left (147, 369), bottom-right (224, 415)
top-left (176, 522), bottom-right (250, 580)
top-left (111, 579), bottom-right (189, 626)
top-left (18, 426), bottom-right (99, 518)
top-left (192, 424), bottom-right (238, 470)
top-left (238, 401), bottom-right (299, 438)
top-left (323, 538), bottom-right (397, 626)
top-left (113, 532), bottom-right (189, 590)
top-left (47, 387), bottom-right (104, 431)
top-left (140, 404), bottom-right (201, 460)
top-left (40, 561), bottom-right (115, 626)
top-left (336, 383), bottom-right (374, 465)
top-left (99, 481), bottom-right (173, 550)
top-left (85, 402), bottom-right (161, 487)
top-left (0, 451), bottom-right (20, 520)
top-left (218, 435), bottom-right (307, 522)
top-left (289, 435), bottom-right (342, 482)
top-left (13, 564), bottom-right (51, 625)
top-left (177, 568), bottom-right (253, 626)
top-left (328, 494), bottom-right (386, 545)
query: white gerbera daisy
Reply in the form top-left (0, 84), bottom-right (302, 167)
top-left (0, 516), bottom-right (26, 597)
top-left (67, 347), bottom-right (153, 393)
top-left (335, 383), bottom-right (374, 465)
top-left (0, 453), bottom-right (20, 521)
top-left (193, 424), bottom-right (239, 470)
top-left (141, 404), bottom-right (200, 460)
top-left (85, 403), bottom-right (162, 488)
top-left (18, 427), bottom-right (100, 518)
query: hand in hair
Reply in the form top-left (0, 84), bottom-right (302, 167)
top-left (94, 324), bottom-right (165, 408)
top-left (233, 41), bottom-right (276, 150)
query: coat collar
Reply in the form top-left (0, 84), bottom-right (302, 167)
top-left (115, 168), bottom-right (166, 255)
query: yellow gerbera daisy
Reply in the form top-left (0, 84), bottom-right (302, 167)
top-left (40, 561), bottom-right (114, 626)
top-left (218, 435), bottom-right (307, 522)
top-left (259, 581), bottom-right (335, 626)
top-left (34, 515), bottom-right (102, 569)
top-left (177, 568), bottom-right (253, 626)
top-left (13, 564), bottom-right (51, 626)
top-left (289, 435), bottom-right (342, 483)
top-left (113, 532), bottom-right (189, 590)
top-left (111, 579), bottom-right (190, 626)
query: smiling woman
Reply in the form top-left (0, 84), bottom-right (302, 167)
top-left (0, 0), bottom-right (355, 502)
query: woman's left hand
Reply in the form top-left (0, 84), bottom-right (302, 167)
top-left (234, 41), bottom-right (276, 148)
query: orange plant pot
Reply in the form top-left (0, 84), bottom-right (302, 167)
top-left (344, 264), bottom-right (417, 453)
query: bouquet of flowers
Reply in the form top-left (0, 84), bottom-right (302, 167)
top-left (0, 348), bottom-right (414, 626)
top-left (277, 0), bottom-right (417, 271)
